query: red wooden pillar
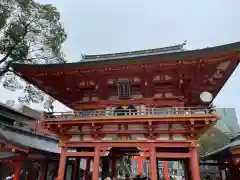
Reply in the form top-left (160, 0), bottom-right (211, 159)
top-left (57, 148), bottom-right (67, 180)
top-left (111, 156), bottom-right (116, 178)
top-left (132, 156), bottom-right (146, 174)
top-left (190, 147), bottom-right (200, 180)
top-left (93, 146), bottom-right (100, 180)
top-left (13, 159), bottom-right (22, 180)
top-left (149, 144), bottom-right (157, 180)
top-left (163, 161), bottom-right (169, 180)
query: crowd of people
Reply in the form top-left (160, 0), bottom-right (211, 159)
top-left (99, 173), bottom-right (178, 180)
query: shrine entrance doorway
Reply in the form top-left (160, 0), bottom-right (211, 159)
top-left (61, 142), bottom-right (199, 180)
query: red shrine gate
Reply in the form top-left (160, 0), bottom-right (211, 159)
top-left (11, 42), bottom-right (240, 180)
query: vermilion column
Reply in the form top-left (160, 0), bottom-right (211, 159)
top-left (57, 148), bottom-right (67, 180)
top-left (132, 156), bottom-right (146, 174)
top-left (13, 159), bottom-right (22, 180)
top-left (163, 161), bottom-right (169, 180)
top-left (149, 144), bottom-right (157, 180)
top-left (190, 147), bottom-right (200, 180)
top-left (93, 146), bottom-right (100, 180)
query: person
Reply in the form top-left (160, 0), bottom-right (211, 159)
top-left (134, 175), bottom-right (142, 180)
top-left (125, 173), bottom-right (130, 180)
top-left (87, 174), bottom-right (92, 180)
top-left (105, 176), bottom-right (112, 180)
top-left (127, 105), bottom-right (137, 115)
top-left (5, 173), bottom-right (13, 180)
top-left (114, 106), bottom-right (125, 116)
top-left (134, 173), bottom-right (144, 180)
top-left (204, 175), bottom-right (212, 180)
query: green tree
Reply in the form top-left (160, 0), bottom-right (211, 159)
top-left (116, 156), bottom-right (132, 177)
top-left (0, 0), bottom-right (67, 104)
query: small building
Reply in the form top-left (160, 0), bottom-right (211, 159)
top-left (0, 103), bottom-right (60, 180)
top-left (201, 134), bottom-right (240, 179)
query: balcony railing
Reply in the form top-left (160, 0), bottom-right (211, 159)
top-left (44, 107), bottom-right (216, 120)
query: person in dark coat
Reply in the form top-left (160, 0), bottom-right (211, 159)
top-left (127, 105), bottom-right (137, 115)
top-left (114, 106), bottom-right (125, 116)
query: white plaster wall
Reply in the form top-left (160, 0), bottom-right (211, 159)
top-left (155, 124), bottom-right (169, 130)
top-left (70, 135), bottom-right (81, 141)
top-left (128, 124), bottom-right (144, 130)
top-left (103, 124), bottom-right (118, 130)
top-left (156, 134), bottom-right (170, 140)
top-left (173, 134), bottom-right (186, 140)
top-left (82, 125), bottom-right (91, 131)
top-left (171, 124), bottom-right (184, 129)
top-left (83, 135), bottom-right (93, 140)
top-left (131, 134), bottom-right (147, 140)
top-left (128, 124), bottom-right (146, 140)
top-left (71, 126), bottom-right (79, 130)
top-left (102, 134), bottom-right (118, 140)
top-left (171, 124), bottom-right (186, 140)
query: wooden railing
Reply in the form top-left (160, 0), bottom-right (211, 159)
top-left (44, 107), bottom-right (215, 120)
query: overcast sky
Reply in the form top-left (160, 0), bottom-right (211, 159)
top-left (1, 0), bottom-right (240, 120)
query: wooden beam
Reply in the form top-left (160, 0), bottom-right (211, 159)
top-left (156, 152), bottom-right (191, 158)
top-left (43, 115), bottom-right (218, 125)
top-left (72, 99), bottom-right (183, 108)
top-left (0, 148), bottom-right (13, 152)
top-left (65, 140), bottom-right (194, 148)
top-left (231, 149), bottom-right (240, 155)
top-left (0, 155), bottom-right (22, 162)
top-left (64, 129), bottom-right (190, 135)
top-left (8, 144), bottom-right (29, 153)
top-left (65, 152), bottom-right (95, 157)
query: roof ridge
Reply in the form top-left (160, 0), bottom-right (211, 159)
top-left (82, 42), bottom-right (186, 61)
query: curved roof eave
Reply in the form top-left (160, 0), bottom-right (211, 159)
top-left (10, 41), bottom-right (240, 71)
top-left (200, 139), bottom-right (240, 160)
top-left (0, 102), bottom-right (36, 120)
top-left (0, 122), bottom-right (60, 154)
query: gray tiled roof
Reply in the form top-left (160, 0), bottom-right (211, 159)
top-left (0, 122), bottom-right (60, 154)
top-left (11, 41), bottom-right (240, 69)
top-left (201, 139), bottom-right (240, 160)
top-left (82, 42), bottom-right (186, 61)
top-left (0, 152), bottom-right (20, 159)
top-left (0, 102), bottom-right (36, 120)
